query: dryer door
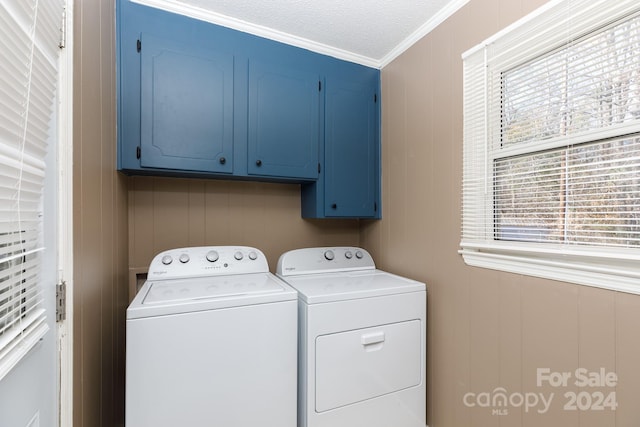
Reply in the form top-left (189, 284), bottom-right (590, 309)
top-left (315, 319), bottom-right (422, 412)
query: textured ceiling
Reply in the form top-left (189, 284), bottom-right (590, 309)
top-left (132, 0), bottom-right (469, 68)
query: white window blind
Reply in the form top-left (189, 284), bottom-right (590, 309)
top-left (461, 0), bottom-right (640, 293)
top-left (0, 0), bottom-right (64, 380)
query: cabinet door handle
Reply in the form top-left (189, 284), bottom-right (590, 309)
top-left (219, 157), bottom-right (226, 165)
top-left (331, 203), bottom-right (337, 209)
top-left (256, 159), bottom-right (262, 166)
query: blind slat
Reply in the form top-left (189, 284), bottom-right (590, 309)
top-left (0, 0), bottom-right (63, 380)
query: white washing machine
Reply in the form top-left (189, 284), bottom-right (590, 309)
top-left (276, 247), bottom-right (427, 427)
top-left (126, 246), bottom-right (297, 427)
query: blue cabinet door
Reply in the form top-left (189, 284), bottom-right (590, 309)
top-left (247, 59), bottom-right (320, 180)
top-left (140, 34), bottom-right (234, 173)
top-left (324, 78), bottom-right (378, 217)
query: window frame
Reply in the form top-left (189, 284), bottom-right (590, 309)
top-left (460, 0), bottom-right (640, 294)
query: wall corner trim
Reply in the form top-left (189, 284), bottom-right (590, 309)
top-left (379, 0), bottom-right (470, 68)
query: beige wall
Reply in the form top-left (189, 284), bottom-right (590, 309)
top-left (128, 177), bottom-right (360, 293)
top-left (75, 0), bottom-right (640, 426)
top-left (362, 0), bottom-right (640, 425)
top-left (73, 0), bottom-right (129, 425)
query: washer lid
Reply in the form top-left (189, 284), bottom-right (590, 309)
top-left (127, 272), bottom-right (297, 319)
top-left (280, 270), bottom-right (425, 304)
top-left (144, 272), bottom-right (289, 304)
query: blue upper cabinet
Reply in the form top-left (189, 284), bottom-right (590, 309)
top-left (117, 0), bottom-right (380, 218)
top-left (247, 60), bottom-right (320, 180)
top-left (302, 66), bottom-right (381, 219)
top-left (140, 34), bottom-right (234, 173)
top-left (324, 77), bottom-right (378, 217)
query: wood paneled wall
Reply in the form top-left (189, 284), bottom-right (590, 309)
top-left (73, 1), bottom-right (640, 426)
top-left (128, 177), bottom-right (360, 297)
top-left (362, 0), bottom-right (640, 425)
top-left (73, 0), bottom-right (129, 425)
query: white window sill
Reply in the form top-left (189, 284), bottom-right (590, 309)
top-left (459, 243), bottom-right (640, 295)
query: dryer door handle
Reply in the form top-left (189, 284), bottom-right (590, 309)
top-left (361, 331), bottom-right (385, 346)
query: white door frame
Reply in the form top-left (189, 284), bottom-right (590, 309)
top-left (57, 1), bottom-right (74, 425)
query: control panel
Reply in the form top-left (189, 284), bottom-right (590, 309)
top-left (147, 246), bottom-right (269, 280)
top-left (276, 247), bottom-right (375, 277)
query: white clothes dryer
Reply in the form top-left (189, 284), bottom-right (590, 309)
top-left (276, 247), bottom-right (427, 427)
top-left (126, 246), bottom-right (297, 427)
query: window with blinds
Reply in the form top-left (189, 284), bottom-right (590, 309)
top-left (0, 0), bottom-right (64, 380)
top-left (461, 0), bottom-right (640, 292)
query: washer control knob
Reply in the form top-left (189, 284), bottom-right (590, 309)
top-left (206, 250), bottom-right (219, 263)
top-left (324, 250), bottom-right (335, 261)
top-left (234, 251), bottom-right (244, 261)
top-left (161, 255), bottom-right (173, 265)
top-left (345, 251), bottom-right (353, 259)
top-left (248, 251), bottom-right (258, 261)
top-left (179, 253), bottom-right (190, 264)
top-left (355, 250), bottom-right (364, 259)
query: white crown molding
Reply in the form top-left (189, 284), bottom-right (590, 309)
top-left (130, 0), bottom-right (380, 68)
top-left (131, 0), bottom-right (468, 69)
top-left (379, 0), bottom-right (469, 68)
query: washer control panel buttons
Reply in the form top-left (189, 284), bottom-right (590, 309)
top-left (206, 250), bottom-right (219, 263)
top-left (148, 246), bottom-right (269, 280)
